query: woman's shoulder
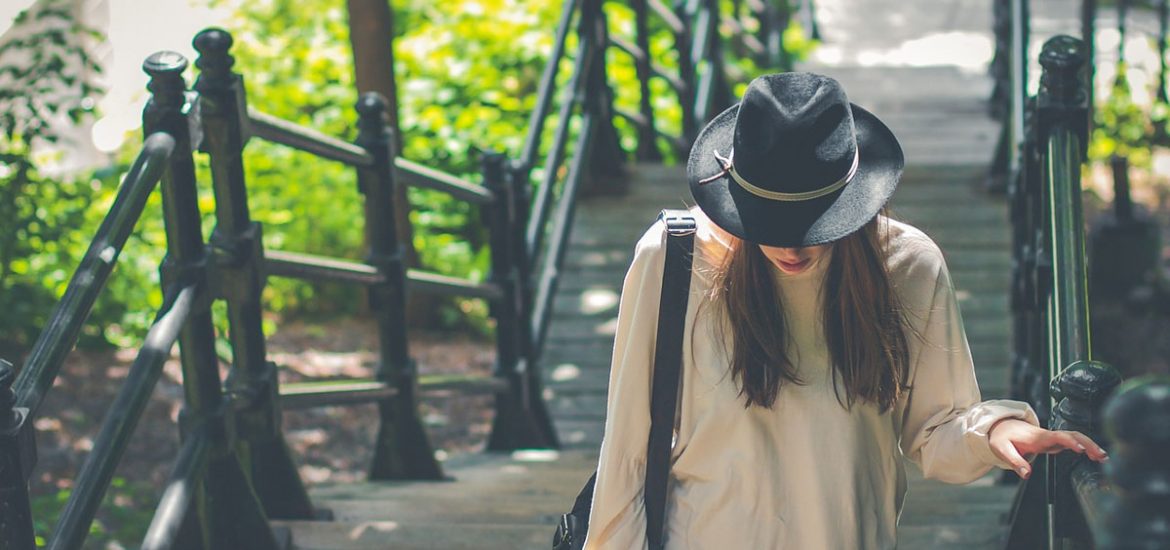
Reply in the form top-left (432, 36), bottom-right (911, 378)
top-left (631, 206), bottom-right (730, 260)
top-left (881, 216), bottom-right (949, 290)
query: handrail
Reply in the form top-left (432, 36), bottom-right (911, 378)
top-left (140, 426), bottom-right (211, 550)
top-left (247, 108), bottom-right (374, 167)
top-left (1069, 460), bottom-right (1108, 540)
top-left (518, 0), bottom-right (580, 170)
top-left (1000, 32), bottom-right (1170, 550)
top-left (248, 109), bottom-right (494, 203)
top-left (532, 114), bottom-right (596, 357)
top-left (1008, 0), bottom-right (1028, 178)
top-left (526, 31), bottom-right (593, 263)
top-left (265, 248), bottom-right (504, 299)
top-left (13, 133), bottom-right (176, 419)
top-left (49, 282), bottom-right (201, 550)
top-left (395, 157), bottom-right (494, 204)
top-left (265, 249), bottom-right (386, 285)
top-left (1045, 128), bottom-right (1091, 372)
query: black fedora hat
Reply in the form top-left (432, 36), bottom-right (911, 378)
top-left (687, 72), bottom-right (904, 248)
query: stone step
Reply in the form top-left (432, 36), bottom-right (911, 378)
top-left (551, 288), bottom-right (1012, 320)
top-left (277, 521), bottom-right (551, 550)
top-left (566, 224), bottom-right (1012, 250)
top-left (544, 315), bottom-right (1009, 345)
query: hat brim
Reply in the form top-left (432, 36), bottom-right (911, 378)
top-left (687, 102), bottom-right (905, 248)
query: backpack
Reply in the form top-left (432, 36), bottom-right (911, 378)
top-left (552, 209), bottom-right (697, 550)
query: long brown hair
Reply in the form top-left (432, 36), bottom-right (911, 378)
top-left (700, 215), bottom-right (910, 412)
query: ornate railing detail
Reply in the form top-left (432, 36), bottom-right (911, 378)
top-left (1001, 30), bottom-right (1170, 550)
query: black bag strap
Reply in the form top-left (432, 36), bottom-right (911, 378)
top-left (644, 209), bottom-right (696, 550)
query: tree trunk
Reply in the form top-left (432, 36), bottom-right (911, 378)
top-left (346, 0), bottom-right (440, 326)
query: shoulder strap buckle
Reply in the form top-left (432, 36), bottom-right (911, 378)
top-left (658, 209), bottom-right (697, 236)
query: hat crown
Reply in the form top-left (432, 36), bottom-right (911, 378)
top-left (732, 73), bottom-right (858, 194)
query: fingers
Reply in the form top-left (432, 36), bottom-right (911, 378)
top-left (1046, 431), bottom-right (1083, 454)
top-left (994, 439), bottom-right (1033, 479)
top-left (1033, 430), bottom-right (1109, 464)
top-left (1067, 431), bottom-right (1110, 463)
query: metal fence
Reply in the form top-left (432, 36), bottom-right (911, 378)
top-left (994, 11), bottom-right (1170, 548)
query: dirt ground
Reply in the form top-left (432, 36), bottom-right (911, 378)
top-left (19, 316), bottom-right (496, 545)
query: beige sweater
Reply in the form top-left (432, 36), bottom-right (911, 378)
top-left (582, 213), bottom-right (1038, 549)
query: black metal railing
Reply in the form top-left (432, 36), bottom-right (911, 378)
top-left (999, 33), bottom-right (1170, 550)
top-left (0, 124), bottom-right (178, 550)
top-left (608, 0), bottom-right (793, 162)
top-left (0, 1), bottom-right (811, 547)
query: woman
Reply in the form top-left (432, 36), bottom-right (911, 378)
top-left (582, 73), bottom-right (1107, 549)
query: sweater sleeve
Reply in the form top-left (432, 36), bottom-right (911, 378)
top-left (582, 222), bottom-right (668, 550)
top-left (898, 255), bottom-right (1040, 484)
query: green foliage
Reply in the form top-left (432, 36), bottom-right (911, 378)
top-left (30, 477), bottom-right (159, 548)
top-left (207, 0), bottom-right (574, 329)
top-left (1089, 64), bottom-right (1155, 168)
top-left (0, 0), bottom-right (109, 349)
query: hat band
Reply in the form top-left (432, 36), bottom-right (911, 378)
top-left (717, 148), bottom-right (860, 202)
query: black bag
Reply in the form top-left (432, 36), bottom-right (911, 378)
top-left (552, 210), bottom-right (697, 550)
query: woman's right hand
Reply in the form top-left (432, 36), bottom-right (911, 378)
top-left (987, 418), bottom-right (1109, 479)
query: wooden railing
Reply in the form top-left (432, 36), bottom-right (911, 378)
top-left (0, 1), bottom-right (809, 548)
top-left (998, 31), bottom-right (1170, 550)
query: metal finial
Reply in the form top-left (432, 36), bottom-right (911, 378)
top-left (1050, 360), bottom-right (1122, 432)
top-left (193, 28), bottom-right (235, 80)
top-left (143, 51), bottom-right (189, 106)
top-left (143, 51), bottom-right (189, 79)
top-left (480, 150), bottom-right (508, 190)
top-left (356, 93), bottom-right (388, 120)
top-left (355, 93), bottom-right (389, 140)
top-left (1039, 36), bottom-right (1087, 105)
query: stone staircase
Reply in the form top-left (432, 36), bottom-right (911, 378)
top-left (272, 0), bottom-right (1041, 545)
top-left (276, 158), bottom-right (1018, 548)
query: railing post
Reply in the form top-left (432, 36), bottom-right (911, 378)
top-left (802, 0), bottom-right (821, 41)
top-left (508, 159), bottom-right (535, 362)
top-left (1159, 0), bottom-right (1169, 106)
top-left (673, 0), bottom-right (699, 144)
top-left (484, 153), bottom-right (559, 451)
top-left (702, 0), bottom-right (734, 118)
top-left (770, 0), bottom-right (794, 72)
top-left (1099, 376), bottom-right (1170, 549)
top-left (1156, 0), bottom-right (1170, 142)
top-left (1081, 0), bottom-right (1096, 129)
top-left (1009, 95), bottom-right (1046, 427)
top-left (1021, 95), bottom-right (1051, 429)
top-left (0, 359), bottom-right (36, 550)
top-left (143, 51), bottom-right (283, 550)
top-left (354, 93), bottom-right (444, 480)
top-left (581, 0), bottom-right (627, 195)
top-left (990, 0), bottom-right (1011, 119)
top-left (1036, 36), bottom-right (1090, 155)
top-left (191, 28), bottom-right (316, 521)
top-left (631, 0), bottom-right (663, 162)
top-left (986, 0), bottom-right (1012, 192)
top-left (1005, 36), bottom-right (1090, 550)
top-left (1037, 33), bottom-right (1090, 374)
top-left (1049, 361), bottom-right (1122, 543)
